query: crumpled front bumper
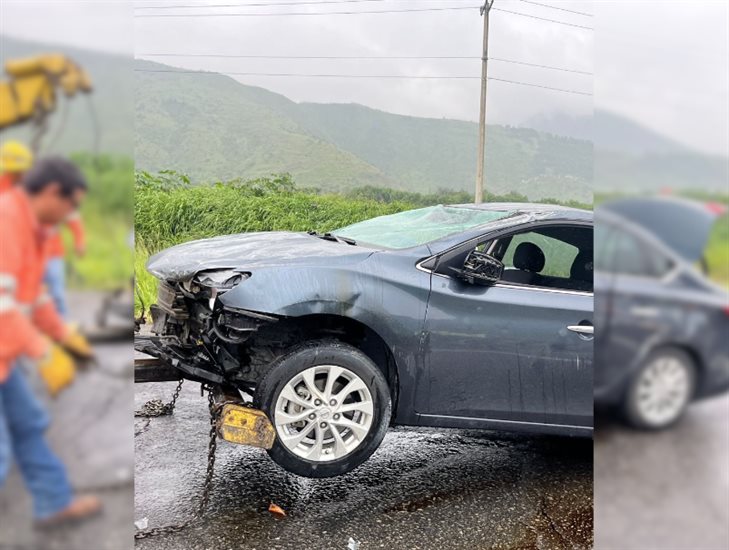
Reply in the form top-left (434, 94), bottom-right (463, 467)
top-left (137, 280), bottom-right (280, 386)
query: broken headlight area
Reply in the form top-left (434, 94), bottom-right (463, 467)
top-left (186, 269), bottom-right (250, 292)
top-left (145, 278), bottom-right (279, 386)
top-left (176, 270), bottom-right (251, 309)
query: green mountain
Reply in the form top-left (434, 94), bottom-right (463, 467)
top-left (1, 35), bottom-right (592, 201)
top-left (133, 60), bottom-right (593, 202)
top-left (594, 150), bottom-right (729, 194)
top-left (525, 111), bottom-right (729, 194)
top-left (526, 110), bottom-right (690, 155)
top-left (287, 102), bottom-right (592, 201)
top-left (4, 35), bottom-right (725, 200)
top-left (134, 61), bottom-right (396, 193)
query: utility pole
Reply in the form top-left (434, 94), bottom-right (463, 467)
top-left (475, 0), bottom-right (494, 204)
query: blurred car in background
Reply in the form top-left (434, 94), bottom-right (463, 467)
top-left (595, 197), bottom-right (729, 429)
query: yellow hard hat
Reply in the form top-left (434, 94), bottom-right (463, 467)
top-left (0, 140), bottom-right (33, 173)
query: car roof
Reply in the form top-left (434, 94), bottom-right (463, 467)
top-left (447, 202), bottom-right (593, 221)
top-left (420, 202), bottom-right (592, 254)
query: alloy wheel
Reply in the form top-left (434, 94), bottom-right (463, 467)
top-left (635, 355), bottom-right (691, 427)
top-left (274, 365), bottom-right (375, 462)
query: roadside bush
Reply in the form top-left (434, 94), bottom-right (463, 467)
top-left (135, 175), bottom-right (412, 251)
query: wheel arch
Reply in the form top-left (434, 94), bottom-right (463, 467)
top-left (637, 342), bottom-right (704, 398)
top-left (245, 313), bottom-right (401, 417)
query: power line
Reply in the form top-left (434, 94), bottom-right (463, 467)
top-left (139, 53), bottom-right (479, 59)
top-left (489, 76), bottom-right (590, 96)
top-left (133, 67), bottom-right (592, 95)
top-left (517, 0), bottom-right (593, 18)
top-left (136, 52), bottom-right (592, 75)
top-left (492, 7), bottom-right (593, 30)
top-left (134, 3), bottom-right (594, 30)
top-left (135, 0), bottom-right (385, 8)
top-left (135, 5), bottom-right (481, 17)
top-left (135, 0), bottom-right (475, 9)
top-left (490, 56), bottom-right (592, 75)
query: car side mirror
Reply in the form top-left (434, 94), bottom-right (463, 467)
top-left (450, 249), bottom-right (504, 286)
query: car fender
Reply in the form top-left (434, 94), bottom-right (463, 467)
top-left (218, 259), bottom-right (431, 422)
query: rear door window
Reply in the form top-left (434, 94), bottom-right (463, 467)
top-left (607, 226), bottom-right (674, 278)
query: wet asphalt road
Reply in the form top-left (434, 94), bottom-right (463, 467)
top-left (594, 394), bottom-right (729, 550)
top-left (135, 381), bottom-right (593, 550)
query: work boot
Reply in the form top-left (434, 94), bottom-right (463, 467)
top-left (35, 495), bottom-right (103, 529)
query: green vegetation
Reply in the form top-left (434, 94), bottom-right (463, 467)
top-left (680, 191), bottom-right (729, 285)
top-left (135, 171), bottom-right (409, 252)
top-left (705, 212), bottom-right (729, 288)
top-left (65, 153), bottom-right (133, 289)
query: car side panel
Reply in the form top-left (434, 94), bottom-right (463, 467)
top-left (595, 270), bottom-right (729, 403)
top-left (422, 278), bottom-right (593, 428)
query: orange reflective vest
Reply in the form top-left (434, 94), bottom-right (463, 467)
top-left (0, 188), bottom-right (67, 382)
top-left (0, 173), bottom-right (16, 194)
top-left (47, 214), bottom-right (85, 258)
top-left (0, 173), bottom-right (84, 258)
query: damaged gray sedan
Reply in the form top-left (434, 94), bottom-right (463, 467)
top-left (143, 203), bottom-right (594, 477)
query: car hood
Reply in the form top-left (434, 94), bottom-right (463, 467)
top-left (146, 231), bottom-right (374, 281)
top-left (600, 197), bottom-right (726, 263)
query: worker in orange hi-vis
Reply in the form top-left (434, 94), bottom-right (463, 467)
top-left (0, 140), bottom-right (33, 193)
top-left (0, 141), bottom-right (85, 317)
top-left (45, 211), bottom-right (86, 318)
top-left (0, 157), bottom-right (101, 527)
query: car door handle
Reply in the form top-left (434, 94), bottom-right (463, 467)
top-left (567, 325), bottom-right (594, 335)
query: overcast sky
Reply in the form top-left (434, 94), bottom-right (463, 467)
top-left (1, 0), bottom-right (727, 157)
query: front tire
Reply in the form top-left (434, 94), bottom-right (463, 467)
top-left (254, 340), bottom-right (391, 477)
top-left (623, 348), bottom-right (697, 430)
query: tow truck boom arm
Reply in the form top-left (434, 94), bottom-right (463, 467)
top-left (0, 54), bottom-right (92, 132)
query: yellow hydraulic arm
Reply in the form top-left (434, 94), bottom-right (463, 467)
top-left (0, 54), bottom-right (92, 147)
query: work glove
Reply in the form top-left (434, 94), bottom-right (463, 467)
top-left (62, 324), bottom-right (94, 361)
top-left (38, 345), bottom-right (76, 397)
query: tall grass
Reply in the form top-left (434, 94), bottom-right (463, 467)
top-left (135, 172), bottom-right (412, 252)
top-left (64, 154), bottom-right (134, 289)
top-left (706, 214), bottom-right (729, 287)
top-left (134, 241), bottom-right (159, 317)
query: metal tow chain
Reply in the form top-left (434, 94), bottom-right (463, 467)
top-left (134, 379), bottom-right (184, 418)
top-left (135, 386), bottom-right (220, 540)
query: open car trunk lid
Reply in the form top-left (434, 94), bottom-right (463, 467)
top-left (600, 197), bottom-right (726, 263)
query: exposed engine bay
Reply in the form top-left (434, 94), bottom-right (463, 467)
top-left (137, 274), bottom-right (286, 391)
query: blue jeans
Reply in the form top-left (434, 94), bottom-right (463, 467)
top-left (0, 366), bottom-right (73, 519)
top-left (44, 257), bottom-right (67, 319)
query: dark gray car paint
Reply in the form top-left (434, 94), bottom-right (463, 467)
top-left (147, 231), bottom-right (378, 281)
top-left (422, 279), bottom-right (593, 429)
top-left (594, 208), bottom-right (729, 404)
top-left (148, 204), bottom-right (595, 436)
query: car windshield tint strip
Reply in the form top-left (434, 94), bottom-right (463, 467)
top-left (332, 206), bottom-right (514, 249)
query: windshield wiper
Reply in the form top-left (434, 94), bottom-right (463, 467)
top-left (308, 231), bottom-right (357, 246)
